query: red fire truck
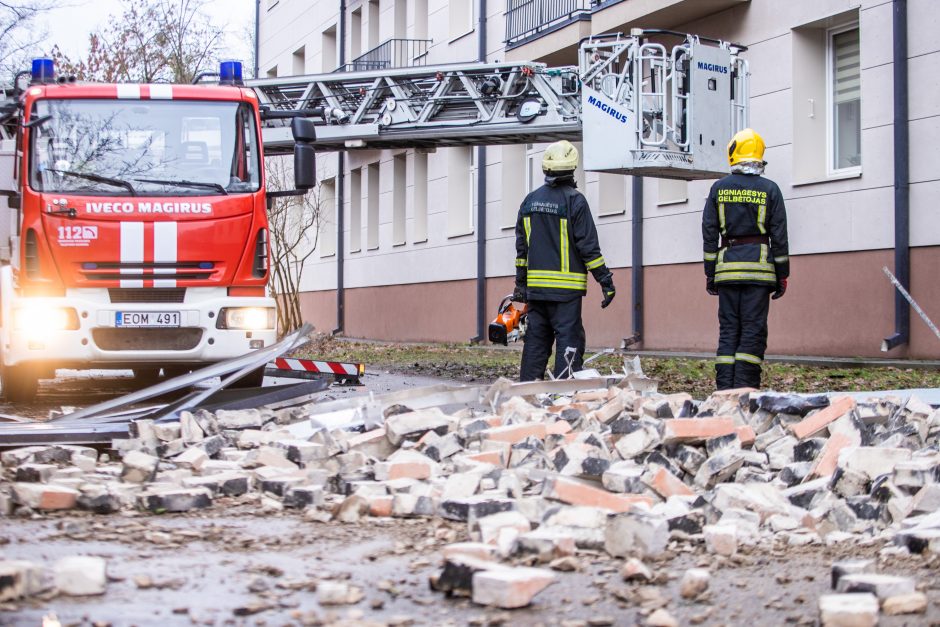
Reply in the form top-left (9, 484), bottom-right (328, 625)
top-left (0, 60), bottom-right (310, 401)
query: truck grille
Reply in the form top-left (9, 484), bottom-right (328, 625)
top-left (81, 262), bottom-right (215, 282)
top-left (109, 288), bottom-right (187, 303)
top-left (92, 328), bottom-right (203, 351)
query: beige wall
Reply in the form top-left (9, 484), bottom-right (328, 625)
top-left (300, 247), bottom-right (940, 359)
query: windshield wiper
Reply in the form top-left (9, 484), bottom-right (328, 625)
top-left (45, 168), bottom-right (137, 195)
top-left (132, 178), bottom-right (228, 195)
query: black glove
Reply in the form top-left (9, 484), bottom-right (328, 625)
top-left (772, 277), bottom-right (788, 300)
top-left (512, 284), bottom-right (527, 303)
top-left (600, 280), bottom-right (616, 309)
top-left (706, 276), bottom-right (718, 296)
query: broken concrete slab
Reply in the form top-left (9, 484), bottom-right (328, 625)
top-left (471, 567), bottom-right (555, 609)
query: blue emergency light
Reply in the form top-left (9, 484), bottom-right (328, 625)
top-left (31, 58), bottom-right (55, 84)
top-left (219, 60), bottom-right (244, 86)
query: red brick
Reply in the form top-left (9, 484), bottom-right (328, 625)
top-left (463, 451), bottom-right (505, 467)
top-left (38, 487), bottom-right (78, 510)
top-left (573, 390), bottom-right (608, 403)
top-left (788, 396), bottom-right (856, 440)
top-left (808, 433), bottom-right (854, 480)
top-left (645, 467), bottom-right (695, 498)
top-left (543, 476), bottom-right (654, 513)
top-left (709, 387), bottom-right (756, 402)
top-left (663, 418), bottom-right (736, 444)
top-left (374, 460), bottom-right (432, 481)
top-left (481, 423), bottom-right (547, 444)
top-left (735, 425), bottom-right (756, 448)
top-left (546, 421), bottom-right (572, 436)
top-left (367, 496), bottom-right (393, 517)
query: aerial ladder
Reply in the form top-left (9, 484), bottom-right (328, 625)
top-left (250, 29), bottom-right (750, 181)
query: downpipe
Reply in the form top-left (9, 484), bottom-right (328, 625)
top-left (883, 0), bottom-right (909, 351)
top-left (624, 176), bottom-right (644, 348)
top-left (471, 0), bottom-right (488, 343)
top-left (333, 0), bottom-right (347, 336)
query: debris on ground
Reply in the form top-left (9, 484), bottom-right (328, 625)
top-left (1, 366), bottom-right (938, 620)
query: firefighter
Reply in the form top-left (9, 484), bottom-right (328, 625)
top-left (514, 140), bottom-right (616, 381)
top-left (702, 128), bottom-right (789, 390)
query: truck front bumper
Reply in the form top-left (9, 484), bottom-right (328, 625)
top-left (1, 279), bottom-right (277, 370)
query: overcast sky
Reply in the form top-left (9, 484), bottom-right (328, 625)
top-left (41, 0), bottom-right (255, 65)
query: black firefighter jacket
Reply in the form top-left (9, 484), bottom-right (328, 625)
top-left (702, 173), bottom-right (790, 287)
top-left (515, 175), bottom-right (613, 302)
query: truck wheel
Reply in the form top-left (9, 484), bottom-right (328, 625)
top-left (229, 366), bottom-right (266, 388)
top-left (1, 365), bottom-right (39, 403)
top-left (132, 368), bottom-right (162, 385)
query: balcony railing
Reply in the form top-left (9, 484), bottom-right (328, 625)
top-left (339, 38), bottom-right (432, 72)
top-left (505, 0), bottom-right (597, 48)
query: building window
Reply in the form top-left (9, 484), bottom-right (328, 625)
top-left (525, 144), bottom-right (540, 192)
top-left (413, 0), bottom-right (428, 40)
top-left (598, 174), bottom-right (627, 216)
top-left (266, 66), bottom-right (278, 78)
top-left (322, 25), bottom-right (337, 73)
top-left (657, 178), bottom-right (688, 207)
top-left (412, 152), bottom-right (428, 243)
top-left (829, 24), bottom-right (861, 173)
top-left (367, 0), bottom-right (380, 50)
top-left (319, 177), bottom-right (336, 257)
top-left (292, 46), bottom-right (305, 76)
top-left (449, 0), bottom-right (473, 41)
top-left (502, 144), bottom-right (526, 228)
top-left (393, 154), bottom-right (406, 246)
top-left (367, 162), bottom-right (380, 250)
top-left (447, 147), bottom-right (474, 237)
top-left (350, 8), bottom-right (362, 59)
top-left (349, 168), bottom-right (361, 253)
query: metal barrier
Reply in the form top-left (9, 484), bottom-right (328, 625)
top-left (340, 38), bottom-right (432, 72)
top-left (504, 0), bottom-right (593, 48)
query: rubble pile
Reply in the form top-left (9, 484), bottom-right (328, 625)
top-left (1, 375), bottom-right (939, 618)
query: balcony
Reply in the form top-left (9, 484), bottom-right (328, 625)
top-left (505, 0), bottom-right (597, 50)
top-left (504, 0), bottom-right (750, 61)
top-left (339, 38), bottom-right (432, 73)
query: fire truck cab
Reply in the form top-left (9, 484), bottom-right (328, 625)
top-left (0, 60), bottom-right (281, 401)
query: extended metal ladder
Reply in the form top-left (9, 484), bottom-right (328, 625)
top-left (249, 61), bottom-right (582, 155)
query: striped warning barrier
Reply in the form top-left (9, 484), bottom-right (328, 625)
top-left (266, 357), bottom-right (364, 383)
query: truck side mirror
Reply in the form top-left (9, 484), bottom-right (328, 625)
top-left (294, 143), bottom-right (317, 190)
top-left (291, 117), bottom-right (317, 143)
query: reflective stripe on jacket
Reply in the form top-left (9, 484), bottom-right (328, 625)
top-left (516, 175), bottom-right (612, 302)
top-left (702, 173), bottom-right (790, 286)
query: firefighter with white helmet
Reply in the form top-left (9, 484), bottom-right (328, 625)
top-left (514, 140), bottom-right (615, 380)
top-left (702, 128), bottom-right (790, 390)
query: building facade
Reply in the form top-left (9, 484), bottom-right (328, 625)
top-left (257, 0), bottom-right (940, 359)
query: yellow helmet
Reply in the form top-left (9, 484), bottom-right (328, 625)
top-left (542, 140), bottom-right (579, 173)
top-left (727, 128), bottom-right (766, 166)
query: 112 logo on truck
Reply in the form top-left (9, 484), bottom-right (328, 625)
top-left (56, 225), bottom-right (99, 247)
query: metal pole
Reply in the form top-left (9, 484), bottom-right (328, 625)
top-left (334, 0), bottom-right (347, 335)
top-left (882, 266), bottom-right (940, 346)
top-left (630, 176), bottom-right (644, 344)
top-left (883, 0), bottom-right (909, 351)
top-left (472, 0), bottom-right (488, 343)
top-left (253, 0), bottom-right (261, 78)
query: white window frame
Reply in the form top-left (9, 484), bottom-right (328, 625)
top-left (826, 22), bottom-right (862, 178)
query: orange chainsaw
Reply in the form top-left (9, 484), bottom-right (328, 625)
top-left (488, 294), bottom-right (528, 345)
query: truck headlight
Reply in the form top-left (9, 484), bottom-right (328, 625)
top-left (13, 306), bottom-right (79, 332)
top-left (217, 307), bottom-right (275, 330)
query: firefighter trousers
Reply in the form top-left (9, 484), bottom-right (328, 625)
top-left (716, 284), bottom-right (773, 390)
top-left (520, 298), bottom-right (585, 381)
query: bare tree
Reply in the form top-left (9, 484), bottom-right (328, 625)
top-left (53, 0), bottom-right (224, 83)
top-left (266, 157), bottom-right (322, 334)
top-left (0, 1), bottom-right (60, 80)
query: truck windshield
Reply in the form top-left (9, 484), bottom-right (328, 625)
top-left (29, 99), bottom-right (261, 196)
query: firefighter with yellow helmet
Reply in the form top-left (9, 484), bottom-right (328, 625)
top-left (702, 128), bottom-right (790, 390)
top-left (514, 140), bottom-right (615, 380)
